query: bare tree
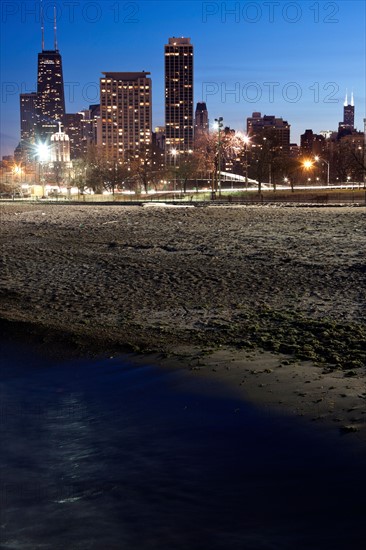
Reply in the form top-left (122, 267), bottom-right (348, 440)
top-left (127, 144), bottom-right (165, 194)
top-left (175, 152), bottom-right (200, 193)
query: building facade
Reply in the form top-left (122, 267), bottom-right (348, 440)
top-left (80, 104), bottom-right (100, 149)
top-left (165, 37), bottom-right (194, 156)
top-left (36, 49), bottom-right (66, 139)
top-left (50, 129), bottom-right (70, 163)
top-left (194, 102), bottom-right (209, 141)
top-left (247, 112), bottom-right (290, 154)
top-left (64, 113), bottom-right (84, 160)
top-left (20, 93), bottom-right (38, 142)
top-left (300, 129), bottom-right (326, 156)
top-left (99, 72), bottom-right (152, 159)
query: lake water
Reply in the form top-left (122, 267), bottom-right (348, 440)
top-left (1, 338), bottom-right (365, 549)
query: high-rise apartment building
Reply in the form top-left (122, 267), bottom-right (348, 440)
top-left (247, 112), bottom-right (290, 154)
top-left (99, 72), bottom-right (152, 159)
top-left (300, 129), bottom-right (325, 156)
top-left (165, 37), bottom-right (194, 155)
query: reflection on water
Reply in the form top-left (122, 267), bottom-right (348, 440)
top-left (1, 339), bottom-right (365, 550)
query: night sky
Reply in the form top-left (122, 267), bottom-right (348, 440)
top-left (1, 0), bottom-right (365, 156)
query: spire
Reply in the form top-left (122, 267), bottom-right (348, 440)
top-left (41, 0), bottom-right (45, 51)
top-left (344, 89), bottom-right (348, 107)
top-left (351, 91), bottom-right (354, 107)
top-left (54, 4), bottom-right (58, 50)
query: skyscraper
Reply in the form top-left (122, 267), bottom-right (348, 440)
top-left (338, 91), bottom-right (355, 135)
top-left (19, 92), bottom-right (38, 160)
top-left (79, 104), bottom-right (100, 151)
top-left (36, 7), bottom-right (65, 139)
top-left (20, 92), bottom-right (38, 143)
top-left (37, 50), bottom-right (65, 123)
top-left (165, 37), bottom-right (194, 156)
top-left (99, 72), bottom-right (152, 159)
top-left (194, 102), bottom-right (209, 141)
top-left (64, 113), bottom-right (84, 159)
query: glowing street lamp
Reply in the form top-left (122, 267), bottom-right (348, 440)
top-left (10, 164), bottom-right (23, 199)
top-left (303, 159), bottom-right (314, 170)
top-left (36, 142), bottom-right (50, 197)
top-left (314, 155), bottom-right (330, 185)
top-left (171, 148), bottom-right (178, 192)
top-left (12, 164), bottom-right (22, 177)
top-left (37, 142), bottom-right (50, 162)
top-left (12, 164), bottom-right (22, 185)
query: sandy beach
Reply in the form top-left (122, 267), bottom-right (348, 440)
top-left (1, 202), bottom-right (365, 442)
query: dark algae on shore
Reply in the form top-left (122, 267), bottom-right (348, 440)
top-left (227, 308), bottom-right (366, 371)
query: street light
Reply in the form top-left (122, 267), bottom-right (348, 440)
top-left (171, 148), bottom-right (178, 193)
top-left (214, 117), bottom-right (223, 197)
top-left (12, 164), bottom-right (23, 197)
top-left (243, 135), bottom-right (250, 189)
top-left (36, 142), bottom-right (50, 197)
top-left (314, 155), bottom-right (330, 185)
top-left (303, 159), bottom-right (314, 170)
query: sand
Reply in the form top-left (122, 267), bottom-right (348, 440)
top-left (1, 202), bottom-right (365, 442)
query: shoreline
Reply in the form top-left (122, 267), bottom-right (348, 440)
top-left (2, 317), bottom-right (366, 447)
top-left (1, 203), bottom-right (365, 443)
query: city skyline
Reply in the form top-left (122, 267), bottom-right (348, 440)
top-left (1, 0), bottom-right (365, 157)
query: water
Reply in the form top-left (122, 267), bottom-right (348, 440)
top-left (1, 338), bottom-right (365, 549)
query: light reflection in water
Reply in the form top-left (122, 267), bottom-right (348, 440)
top-left (1, 340), bottom-right (366, 550)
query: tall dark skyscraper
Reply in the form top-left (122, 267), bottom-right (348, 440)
top-left (338, 91), bottom-right (355, 135)
top-left (20, 92), bottom-right (38, 142)
top-left (36, 7), bottom-right (65, 139)
top-left (165, 37), bottom-right (194, 156)
top-left (19, 92), bottom-right (38, 160)
top-left (37, 50), bottom-right (65, 122)
top-left (194, 102), bottom-right (209, 141)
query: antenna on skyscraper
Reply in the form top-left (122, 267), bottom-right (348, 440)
top-left (351, 91), bottom-right (354, 107)
top-left (41, 0), bottom-right (45, 51)
top-left (344, 89), bottom-right (348, 107)
top-left (54, 4), bottom-right (58, 51)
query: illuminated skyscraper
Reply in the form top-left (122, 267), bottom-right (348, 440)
top-left (36, 6), bottom-right (65, 139)
top-left (338, 91), bottom-right (355, 134)
top-left (165, 37), bottom-right (194, 155)
top-left (99, 72), bottom-right (152, 159)
top-left (37, 50), bottom-right (65, 123)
